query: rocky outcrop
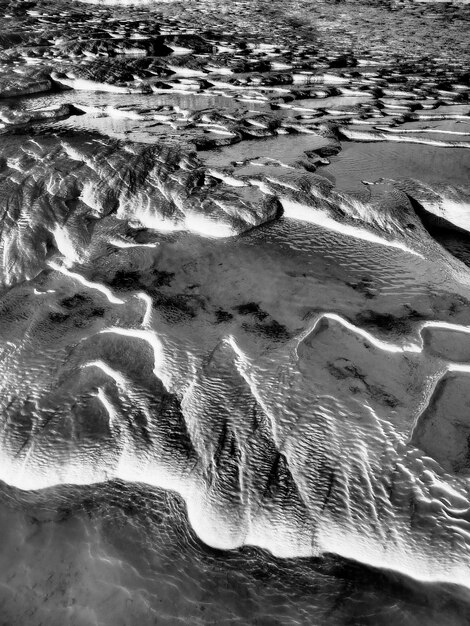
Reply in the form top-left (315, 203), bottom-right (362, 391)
top-left (0, 67), bottom-right (52, 98)
top-left (0, 135), bottom-right (282, 286)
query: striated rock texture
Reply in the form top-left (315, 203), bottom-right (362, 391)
top-left (3, 130), bottom-right (465, 289)
top-left (0, 136), bottom-right (282, 286)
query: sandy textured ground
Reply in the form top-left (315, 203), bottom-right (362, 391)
top-left (0, 0), bottom-right (470, 624)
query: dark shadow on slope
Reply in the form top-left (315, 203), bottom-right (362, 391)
top-left (1, 479), bottom-right (470, 626)
top-left (406, 193), bottom-right (470, 267)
